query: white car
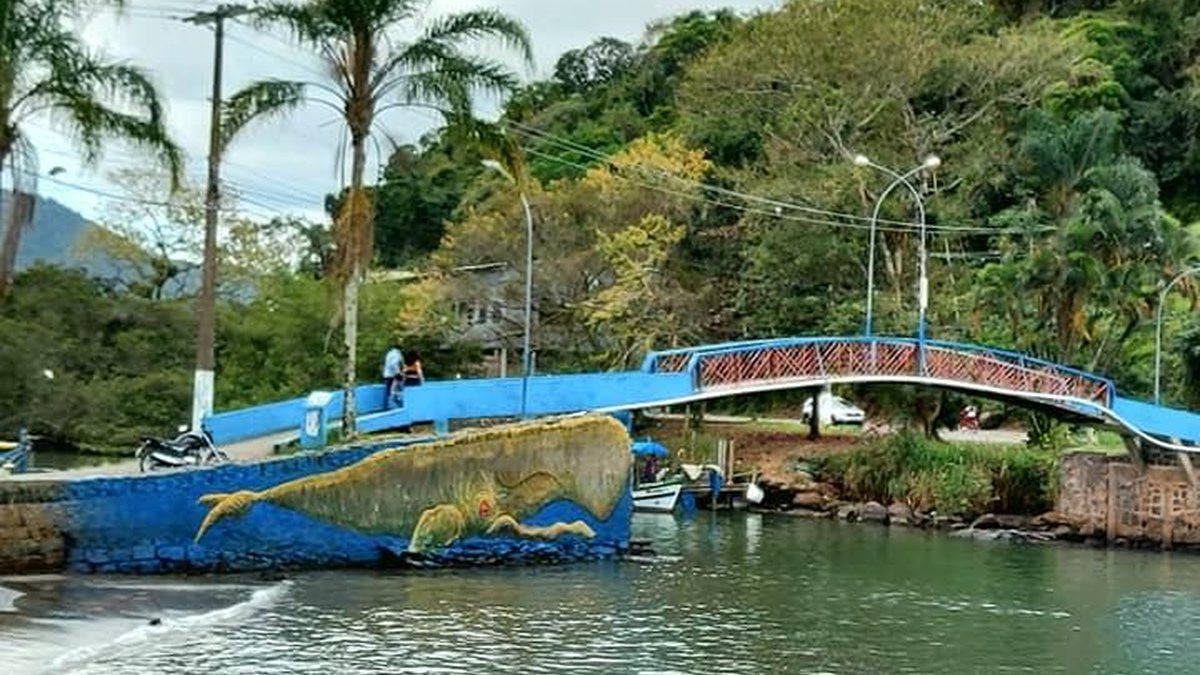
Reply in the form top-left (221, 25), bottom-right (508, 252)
top-left (801, 395), bottom-right (866, 425)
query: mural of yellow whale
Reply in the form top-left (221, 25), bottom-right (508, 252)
top-left (194, 415), bottom-right (633, 554)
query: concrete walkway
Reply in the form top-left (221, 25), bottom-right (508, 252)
top-left (2, 431), bottom-right (296, 482)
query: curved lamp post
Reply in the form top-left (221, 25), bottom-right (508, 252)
top-left (852, 154), bottom-right (940, 372)
top-left (482, 160), bottom-right (534, 418)
top-left (1154, 265), bottom-right (1200, 404)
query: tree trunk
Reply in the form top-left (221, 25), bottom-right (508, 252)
top-left (342, 265), bottom-right (360, 436)
top-left (341, 128), bottom-right (370, 437)
top-left (0, 139), bottom-right (16, 300)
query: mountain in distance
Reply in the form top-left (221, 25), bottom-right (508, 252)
top-left (5, 194), bottom-right (105, 273)
top-left (4, 194), bottom-right (237, 299)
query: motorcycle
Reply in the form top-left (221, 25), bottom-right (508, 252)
top-left (136, 425), bottom-right (229, 473)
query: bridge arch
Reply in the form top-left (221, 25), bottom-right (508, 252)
top-left (635, 337), bottom-right (1194, 453)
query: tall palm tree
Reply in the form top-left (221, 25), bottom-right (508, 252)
top-left (252, 0), bottom-right (533, 435)
top-left (0, 0), bottom-right (184, 298)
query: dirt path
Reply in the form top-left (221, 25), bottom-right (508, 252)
top-left (3, 432), bottom-right (296, 482)
top-left (644, 412), bottom-right (1027, 445)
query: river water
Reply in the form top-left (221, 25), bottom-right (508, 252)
top-left (4, 513), bottom-right (1200, 674)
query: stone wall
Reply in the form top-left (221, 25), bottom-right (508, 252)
top-left (0, 481), bottom-right (68, 573)
top-left (1057, 452), bottom-right (1200, 548)
top-left (0, 416), bottom-right (633, 575)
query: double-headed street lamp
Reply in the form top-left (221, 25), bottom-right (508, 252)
top-left (1154, 265), bottom-right (1200, 404)
top-left (482, 160), bottom-right (534, 419)
top-left (852, 154), bottom-right (941, 371)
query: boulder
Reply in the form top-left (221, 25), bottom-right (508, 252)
top-left (786, 508), bottom-right (831, 519)
top-left (792, 491), bottom-right (825, 509)
top-left (887, 502), bottom-right (914, 526)
top-left (995, 514), bottom-right (1031, 530)
top-left (790, 471), bottom-right (817, 491)
top-left (859, 501), bottom-right (889, 524)
top-left (933, 515), bottom-right (964, 530)
top-left (970, 513), bottom-right (1000, 530)
top-left (835, 503), bottom-right (858, 521)
top-left (1051, 525), bottom-right (1076, 540)
top-left (1031, 511), bottom-right (1088, 530)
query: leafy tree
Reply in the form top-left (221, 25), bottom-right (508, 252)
top-left (265, 217), bottom-right (333, 280)
top-left (216, 273), bottom-right (483, 409)
top-left (554, 37), bottom-right (636, 94)
top-left (507, 10), bottom-right (741, 182)
top-left (973, 110), bottom-right (1192, 378)
top-left (76, 168), bottom-right (207, 301)
top-left (0, 0), bottom-right (183, 299)
top-left (438, 133), bottom-right (710, 370)
top-left (581, 214), bottom-right (692, 368)
top-left (677, 0), bottom-right (1078, 338)
top-left (0, 266), bottom-right (192, 448)
top-left (373, 135), bottom-right (485, 267)
top-left (76, 168), bottom-right (296, 300)
top-left (249, 0), bottom-right (532, 434)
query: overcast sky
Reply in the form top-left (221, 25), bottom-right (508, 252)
top-left (28, 0), bottom-right (778, 224)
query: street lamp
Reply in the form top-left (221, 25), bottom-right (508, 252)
top-left (852, 153), bottom-right (940, 372)
top-left (1154, 265), bottom-right (1200, 404)
top-left (481, 160), bottom-right (534, 419)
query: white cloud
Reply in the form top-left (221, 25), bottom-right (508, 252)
top-left (30, 0), bottom-right (777, 223)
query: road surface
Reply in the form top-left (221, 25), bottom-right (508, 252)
top-left (1, 432), bottom-right (297, 482)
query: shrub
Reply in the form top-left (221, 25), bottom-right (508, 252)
top-left (813, 433), bottom-right (1058, 518)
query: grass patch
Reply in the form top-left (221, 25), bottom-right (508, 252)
top-left (812, 434), bottom-right (1059, 518)
top-left (1068, 429), bottom-right (1127, 455)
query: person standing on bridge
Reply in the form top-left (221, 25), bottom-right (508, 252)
top-left (383, 343), bottom-right (404, 409)
top-left (403, 350), bottom-right (424, 387)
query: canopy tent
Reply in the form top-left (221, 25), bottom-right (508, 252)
top-left (631, 439), bottom-right (669, 458)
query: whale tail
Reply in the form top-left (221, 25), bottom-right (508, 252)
top-left (194, 490), bottom-right (259, 543)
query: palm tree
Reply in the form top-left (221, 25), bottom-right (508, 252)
top-left (0, 0), bottom-right (184, 299)
top-left (251, 0), bottom-right (533, 435)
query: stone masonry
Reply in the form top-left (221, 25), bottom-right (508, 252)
top-left (0, 481), bottom-right (68, 573)
top-left (1057, 451), bottom-right (1200, 548)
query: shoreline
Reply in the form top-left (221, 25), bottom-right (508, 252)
top-left (747, 488), bottom-right (1200, 554)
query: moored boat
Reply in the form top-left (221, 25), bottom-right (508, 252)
top-left (631, 439), bottom-right (681, 513)
top-left (633, 479), bottom-right (683, 512)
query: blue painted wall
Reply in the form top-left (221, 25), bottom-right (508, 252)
top-left (58, 436), bottom-right (631, 574)
top-left (205, 382), bottom-right (390, 445)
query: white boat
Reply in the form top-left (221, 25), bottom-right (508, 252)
top-left (631, 438), bottom-right (680, 513)
top-left (633, 480), bottom-right (682, 513)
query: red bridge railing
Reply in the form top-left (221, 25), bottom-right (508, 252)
top-left (642, 338), bottom-right (1113, 407)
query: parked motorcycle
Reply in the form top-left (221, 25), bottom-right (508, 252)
top-left (136, 426), bottom-right (229, 472)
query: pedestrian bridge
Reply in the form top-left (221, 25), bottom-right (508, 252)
top-left (205, 336), bottom-right (1200, 453)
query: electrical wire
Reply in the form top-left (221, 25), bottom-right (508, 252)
top-left (521, 146), bottom-right (1033, 237)
top-left (511, 120), bottom-right (1039, 235)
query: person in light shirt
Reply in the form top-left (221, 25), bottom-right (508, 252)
top-left (382, 343), bottom-right (404, 409)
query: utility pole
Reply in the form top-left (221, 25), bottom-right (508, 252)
top-left (184, 4), bottom-right (248, 432)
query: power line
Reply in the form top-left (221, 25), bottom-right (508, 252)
top-left (521, 146), bottom-right (897, 233)
top-left (509, 120), bottom-right (1046, 235)
top-left (225, 22), bottom-right (327, 79)
top-left (523, 146), bottom-right (1050, 238)
top-left (521, 146), bottom-right (1001, 236)
top-left (27, 139), bottom-right (328, 208)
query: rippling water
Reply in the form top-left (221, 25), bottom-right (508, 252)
top-left (5, 514), bottom-right (1200, 674)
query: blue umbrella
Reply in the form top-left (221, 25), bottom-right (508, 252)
top-left (631, 439), bottom-right (669, 458)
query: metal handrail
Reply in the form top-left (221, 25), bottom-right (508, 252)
top-left (650, 336), bottom-right (1116, 406)
top-left (645, 335), bottom-right (1114, 389)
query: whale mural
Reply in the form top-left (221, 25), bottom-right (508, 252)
top-left (194, 415), bottom-right (633, 559)
top-left (0, 415), bottom-right (634, 574)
